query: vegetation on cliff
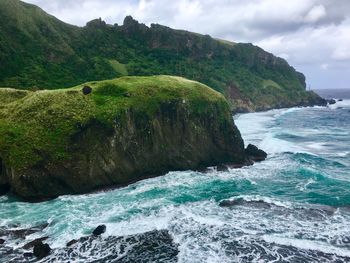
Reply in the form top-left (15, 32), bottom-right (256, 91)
top-left (0, 0), bottom-right (325, 112)
top-left (0, 76), bottom-right (246, 200)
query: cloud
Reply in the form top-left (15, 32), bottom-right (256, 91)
top-left (304, 4), bottom-right (326, 23)
top-left (23, 0), bottom-right (350, 89)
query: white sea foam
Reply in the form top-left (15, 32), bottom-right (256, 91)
top-left (329, 99), bottom-right (350, 109)
top-left (263, 235), bottom-right (350, 258)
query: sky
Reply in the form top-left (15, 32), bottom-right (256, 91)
top-left (23, 0), bottom-right (350, 90)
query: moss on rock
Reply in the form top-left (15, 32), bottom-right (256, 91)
top-left (0, 75), bottom-right (246, 201)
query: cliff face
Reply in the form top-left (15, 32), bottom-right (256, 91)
top-left (0, 0), bottom-right (326, 112)
top-left (0, 76), bottom-right (246, 201)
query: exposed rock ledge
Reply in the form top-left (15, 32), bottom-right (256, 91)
top-left (0, 76), bottom-right (258, 201)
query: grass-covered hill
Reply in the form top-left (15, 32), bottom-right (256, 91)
top-left (0, 0), bottom-right (325, 112)
top-left (0, 76), bottom-right (246, 200)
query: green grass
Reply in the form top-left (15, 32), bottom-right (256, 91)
top-left (262, 79), bottom-right (281, 89)
top-left (0, 75), bottom-right (228, 170)
top-left (109, 59), bottom-right (128, 76)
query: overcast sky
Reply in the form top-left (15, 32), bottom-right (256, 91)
top-left (23, 0), bottom-right (350, 90)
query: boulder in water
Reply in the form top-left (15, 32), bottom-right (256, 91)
top-left (23, 236), bottom-right (48, 250)
top-left (92, 225), bottom-right (106, 236)
top-left (245, 144), bottom-right (267, 162)
top-left (66, 239), bottom-right (78, 247)
top-left (326, 99), bottom-right (336, 105)
top-left (33, 241), bottom-right (51, 259)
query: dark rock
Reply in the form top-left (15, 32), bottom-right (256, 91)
top-left (33, 241), bottom-right (51, 259)
top-left (326, 99), bottom-right (336, 105)
top-left (245, 144), bottom-right (267, 162)
top-left (0, 183), bottom-right (10, 196)
top-left (338, 99), bottom-right (343, 102)
top-left (82, 85), bottom-right (92, 95)
top-left (23, 252), bottom-right (33, 257)
top-left (86, 18), bottom-right (107, 28)
top-left (0, 238), bottom-right (4, 244)
top-left (216, 164), bottom-right (229, 172)
top-left (23, 236), bottom-right (48, 249)
top-left (0, 157), bottom-right (10, 196)
top-left (0, 223), bottom-right (49, 239)
top-left (219, 198), bottom-right (272, 209)
top-left (66, 239), bottom-right (78, 247)
top-left (219, 199), bottom-right (241, 207)
top-left (46, 230), bottom-right (178, 262)
top-left (92, 225), bottom-right (106, 236)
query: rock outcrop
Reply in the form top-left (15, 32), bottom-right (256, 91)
top-left (92, 225), bottom-right (106, 236)
top-left (0, 76), bottom-right (248, 201)
top-left (245, 144), bottom-right (267, 162)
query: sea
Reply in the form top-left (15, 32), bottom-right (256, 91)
top-left (0, 89), bottom-right (349, 262)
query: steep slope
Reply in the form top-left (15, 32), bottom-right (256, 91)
top-left (0, 0), bottom-right (325, 111)
top-left (0, 76), bottom-right (246, 200)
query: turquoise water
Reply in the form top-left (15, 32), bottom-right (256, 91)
top-left (1, 99), bottom-right (350, 262)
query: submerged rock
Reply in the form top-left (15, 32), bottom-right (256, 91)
top-left (92, 225), bottom-right (106, 236)
top-left (219, 198), bottom-right (272, 209)
top-left (245, 144), bottom-right (267, 162)
top-left (0, 76), bottom-right (247, 201)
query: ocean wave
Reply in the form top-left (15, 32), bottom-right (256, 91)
top-left (329, 99), bottom-right (350, 109)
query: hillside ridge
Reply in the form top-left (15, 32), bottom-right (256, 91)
top-left (0, 0), bottom-right (326, 112)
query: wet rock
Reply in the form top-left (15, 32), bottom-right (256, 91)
top-left (50, 230), bottom-right (178, 262)
top-left (222, 237), bottom-right (350, 262)
top-left (23, 252), bottom-right (33, 257)
top-left (338, 99), bottom-right (343, 102)
top-left (245, 144), bottom-right (267, 162)
top-left (23, 236), bottom-right (48, 250)
top-left (216, 164), bottom-right (229, 172)
top-left (92, 225), bottom-right (106, 236)
top-left (66, 239), bottom-right (78, 247)
top-left (0, 223), bottom-right (49, 239)
top-left (33, 241), bottom-right (51, 259)
top-left (82, 85), bottom-right (92, 95)
top-left (0, 183), bottom-right (10, 196)
top-left (219, 198), bottom-right (272, 209)
top-left (0, 238), bottom-right (4, 244)
top-left (0, 158), bottom-right (10, 196)
top-left (326, 99), bottom-right (336, 105)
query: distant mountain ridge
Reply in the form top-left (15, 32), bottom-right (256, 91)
top-left (0, 0), bottom-right (325, 112)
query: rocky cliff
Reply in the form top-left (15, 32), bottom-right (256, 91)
top-left (0, 76), bottom-right (247, 201)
